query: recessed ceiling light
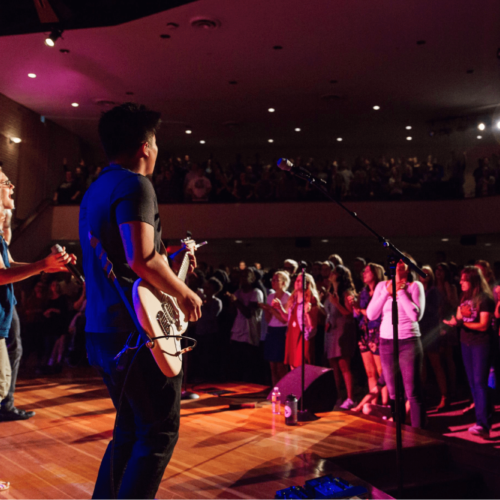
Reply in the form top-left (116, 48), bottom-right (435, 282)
top-left (28, 73), bottom-right (36, 78)
top-left (268, 139), bottom-right (274, 143)
top-left (406, 126), bottom-right (412, 130)
top-left (185, 129), bottom-right (192, 134)
top-left (373, 105), bottom-right (380, 110)
top-left (478, 123), bottom-right (486, 131)
top-left (477, 135), bottom-right (482, 139)
top-left (10, 137), bottom-right (21, 144)
top-left (337, 137), bottom-right (343, 142)
top-left (235, 240), bottom-right (243, 244)
top-left (441, 238), bottom-right (449, 242)
top-left (200, 140), bottom-right (205, 144)
top-left (268, 108), bottom-right (275, 113)
top-left (295, 128), bottom-right (301, 132)
top-left (406, 136), bottom-right (412, 141)
top-left (485, 243), bottom-right (492, 247)
top-left (71, 102), bottom-right (79, 107)
top-left (321, 239), bottom-right (329, 243)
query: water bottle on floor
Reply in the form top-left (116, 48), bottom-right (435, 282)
top-left (271, 387), bottom-right (281, 414)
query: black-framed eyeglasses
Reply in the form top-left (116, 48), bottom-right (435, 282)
top-left (0, 179), bottom-right (13, 188)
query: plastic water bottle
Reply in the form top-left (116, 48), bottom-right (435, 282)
top-left (271, 387), bottom-right (281, 414)
top-left (285, 394), bottom-right (298, 426)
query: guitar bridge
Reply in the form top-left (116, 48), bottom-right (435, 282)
top-left (157, 311), bottom-right (172, 335)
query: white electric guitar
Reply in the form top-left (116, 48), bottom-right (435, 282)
top-left (132, 237), bottom-right (206, 377)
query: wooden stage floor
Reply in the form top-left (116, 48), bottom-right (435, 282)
top-left (0, 368), bottom-right (440, 499)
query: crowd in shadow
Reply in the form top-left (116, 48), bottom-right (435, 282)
top-left (53, 151), bottom-right (500, 205)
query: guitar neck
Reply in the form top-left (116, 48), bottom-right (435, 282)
top-left (178, 253), bottom-right (190, 283)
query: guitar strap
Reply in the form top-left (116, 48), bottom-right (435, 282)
top-left (87, 231), bottom-right (152, 365)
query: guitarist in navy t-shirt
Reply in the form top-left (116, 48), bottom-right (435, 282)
top-left (79, 103), bottom-right (202, 499)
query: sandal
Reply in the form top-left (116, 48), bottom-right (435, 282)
top-left (0, 481), bottom-right (10, 491)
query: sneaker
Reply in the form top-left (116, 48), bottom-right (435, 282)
top-left (340, 398), bottom-right (355, 410)
top-left (468, 424), bottom-right (490, 439)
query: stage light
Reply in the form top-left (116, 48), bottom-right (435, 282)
top-left (441, 238), bottom-right (449, 242)
top-left (406, 126), bottom-right (412, 130)
top-left (337, 137), bottom-right (343, 142)
top-left (28, 73), bottom-right (36, 78)
top-left (45, 29), bottom-right (63, 47)
top-left (71, 103), bottom-right (79, 107)
top-left (406, 136), bottom-right (412, 141)
top-left (235, 240), bottom-right (243, 244)
top-left (9, 137), bottom-right (21, 144)
top-left (268, 139), bottom-right (274, 143)
top-left (268, 108), bottom-right (275, 113)
top-left (200, 140), bottom-right (206, 144)
top-left (185, 129), bottom-right (192, 134)
top-left (478, 123), bottom-right (486, 131)
top-left (477, 135), bottom-right (482, 139)
top-left (497, 121), bottom-right (500, 130)
top-left (373, 105), bottom-right (380, 110)
top-left (321, 239), bottom-right (329, 243)
top-left (295, 128), bottom-right (301, 132)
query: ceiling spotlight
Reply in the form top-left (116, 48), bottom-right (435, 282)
top-left (485, 243), bottom-right (492, 247)
top-left (45, 29), bottom-right (63, 47)
top-left (373, 105), bottom-right (380, 110)
top-left (478, 123), bottom-right (486, 131)
top-left (268, 139), bottom-right (274, 143)
top-left (477, 135), bottom-right (482, 139)
top-left (268, 108), bottom-right (275, 113)
top-left (9, 137), bottom-right (22, 144)
top-left (441, 238), bottom-right (449, 242)
top-left (406, 136), bottom-right (412, 141)
top-left (199, 140), bottom-right (206, 144)
top-left (496, 121), bottom-right (500, 130)
top-left (406, 126), bottom-right (412, 130)
top-left (321, 239), bottom-right (329, 243)
top-left (337, 137), bottom-right (343, 141)
top-left (295, 128), bottom-right (301, 132)
top-left (235, 240), bottom-right (243, 244)
top-left (28, 73), bottom-right (36, 78)
top-left (71, 102), bottom-right (79, 107)
top-left (185, 129), bottom-right (192, 134)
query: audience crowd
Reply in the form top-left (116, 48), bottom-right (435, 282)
top-left (53, 151), bottom-right (500, 204)
top-left (14, 250), bottom-right (500, 437)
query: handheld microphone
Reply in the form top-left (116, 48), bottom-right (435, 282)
top-left (51, 244), bottom-right (85, 285)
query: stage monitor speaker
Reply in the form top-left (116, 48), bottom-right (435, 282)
top-left (267, 364), bottom-right (336, 413)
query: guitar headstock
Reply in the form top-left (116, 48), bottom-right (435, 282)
top-left (181, 236), bottom-right (196, 253)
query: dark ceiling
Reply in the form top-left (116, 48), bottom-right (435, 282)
top-left (1, 0), bottom-right (500, 155)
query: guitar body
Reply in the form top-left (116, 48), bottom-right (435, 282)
top-left (133, 278), bottom-right (188, 378)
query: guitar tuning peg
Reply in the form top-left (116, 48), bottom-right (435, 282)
top-left (186, 230), bottom-right (192, 238)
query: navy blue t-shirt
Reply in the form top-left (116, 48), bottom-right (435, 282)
top-left (79, 165), bottom-right (162, 333)
top-left (0, 236), bottom-right (16, 338)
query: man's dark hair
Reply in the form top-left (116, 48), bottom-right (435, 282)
top-left (98, 102), bottom-right (161, 160)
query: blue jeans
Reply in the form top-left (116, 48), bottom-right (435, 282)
top-left (461, 341), bottom-right (491, 430)
top-left (379, 337), bottom-right (424, 428)
top-left (86, 331), bottom-right (182, 499)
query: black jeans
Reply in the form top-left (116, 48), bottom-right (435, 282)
top-left (2, 308), bottom-right (21, 411)
top-left (380, 337), bottom-right (424, 428)
top-left (86, 331), bottom-right (182, 499)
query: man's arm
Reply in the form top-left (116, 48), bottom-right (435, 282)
top-left (0, 248), bottom-right (74, 286)
top-left (119, 221), bottom-right (202, 321)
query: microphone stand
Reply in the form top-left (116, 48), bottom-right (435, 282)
top-left (297, 263), bottom-right (319, 422)
top-left (278, 160), bottom-right (426, 498)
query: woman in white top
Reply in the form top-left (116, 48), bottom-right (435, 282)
top-left (260, 271), bottom-right (291, 385)
top-left (367, 255), bottom-right (426, 428)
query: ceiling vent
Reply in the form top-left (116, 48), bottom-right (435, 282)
top-left (94, 99), bottom-right (117, 107)
top-left (190, 17), bottom-right (221, 30)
